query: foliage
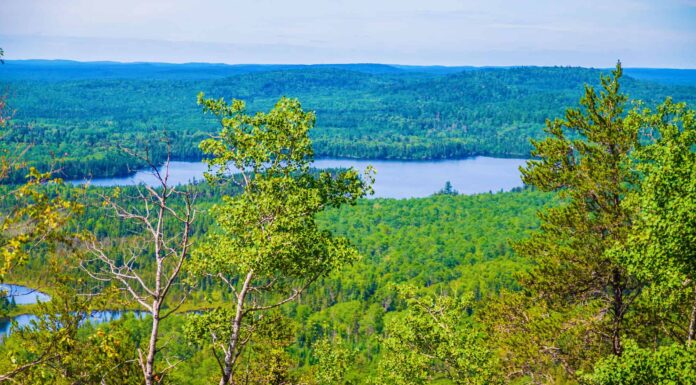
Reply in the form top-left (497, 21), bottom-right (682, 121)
top-left (0, 274), bottom-right (141, 384)
top-left (581, 340), bottom-right (696, 385)
top-left (231, 313), bottom-right (299, 385)
top-left (0, 169), bottom-right (83, 280)
top-left (312, 337), bottom-right (355, 385)
top-left (577, 97), bottom-right (696, 383)
top-left (188, 95), bottom-right (372, 384)
top-left (619, 99), bottom-right (696, 342)
top-left (375, 286), bottom-right (499, 385)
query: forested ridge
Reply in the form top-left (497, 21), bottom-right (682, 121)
top-left (1, 58), bottom-right (696, 385)
top-left (2, 61), bottom-right (695, 182)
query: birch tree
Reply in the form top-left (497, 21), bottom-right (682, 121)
top-left (187, 95), bottom-right (372, 385)
top-left (82, 143), bottom-right (196, 385)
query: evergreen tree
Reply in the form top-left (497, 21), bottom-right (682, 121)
top-left (435, 180), bottom-right (458, 196)
top-left (490, 63), bottom-right (641, 380)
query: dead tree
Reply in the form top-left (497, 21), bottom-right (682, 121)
top-left (81, 143), bottom-right (195, 385)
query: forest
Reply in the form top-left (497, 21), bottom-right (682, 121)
top-left (1, 61), bottom-right (695, 182)
top-left (1, 56), bottom-right (696, 385)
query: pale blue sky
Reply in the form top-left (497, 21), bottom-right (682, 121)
top-left (1, 0), bottom-right (694, 67)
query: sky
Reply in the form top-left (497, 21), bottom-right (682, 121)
top-left (1, 0), bottom-right (694, 67)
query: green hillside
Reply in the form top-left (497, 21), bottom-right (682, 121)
top-left (2, 63), bottom-right (694, 181)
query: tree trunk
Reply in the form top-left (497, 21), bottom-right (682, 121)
top-left (219, 271), bottom-right (254, 385)
top-left (611, 268), bottom-right (624, 356)
top-left (145, 303), bottom-right (161, 385)
top-left (688, 285), bottom-right (696, 345)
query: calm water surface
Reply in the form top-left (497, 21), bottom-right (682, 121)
top-left (1, 284), bottom-right (51, 339)
top-left (0, 310), bottom-right (147, 340)
top-left (0, 284), bottom-right (50, 305)
top-left (1, 284), bottom-right (148, 339)
top-left (73, 157), bottom-right (527, 199)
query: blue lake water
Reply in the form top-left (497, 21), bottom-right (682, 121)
top-left (0, 284), bottom-right (50, 305)
top-left (73, 157), bottom-right (528, 199)
top-left (1, 284), bottom-right (149, 339)
top-left (1, 284), bottom-right (50, 339)
top-left (0, 311), bottom-right (149, 340)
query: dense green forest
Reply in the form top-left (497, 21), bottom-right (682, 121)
top-left (2, 61), bottom-right (696, 182)
top-left (0, 181), bottom-right (550, 383)
top-left (1, 59), bottom-right (695, 385)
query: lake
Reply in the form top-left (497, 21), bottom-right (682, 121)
top-left (0, 310), bottom-right (148, 340)
top-left (0, 284), bottom-right (150, 339)
top-left (0, 283), bottom-right (51, 305)
top-left (73, 157), bottom-right (528, 199)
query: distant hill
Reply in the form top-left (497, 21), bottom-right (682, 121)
top-left (622, 68), bottom-right (696, 86)
top-left (0, 60), bottom-right (470, 81)
top-left (1, 62), bottom-right (694, 181)
top-left (4, 60), bottom-right (695, 85)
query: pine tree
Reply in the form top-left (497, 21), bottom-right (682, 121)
top-left (492, 63), bottom-right (642, 380)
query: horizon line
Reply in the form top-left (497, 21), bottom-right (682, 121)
top-left (3, 59), bottom-right (696, 70)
